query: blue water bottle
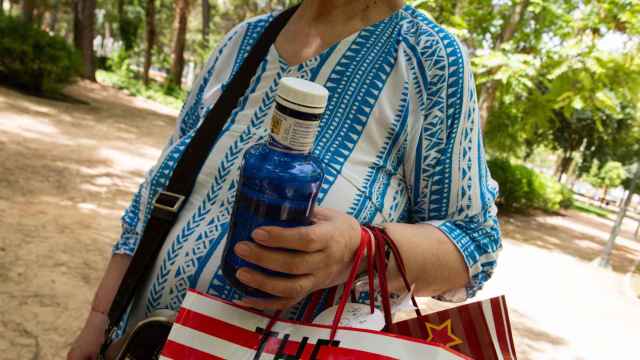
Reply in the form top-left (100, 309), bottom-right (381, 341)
top-left (222, 77), bottom-right (328, 297)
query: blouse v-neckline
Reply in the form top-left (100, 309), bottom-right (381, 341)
top-left (270, 4), bottom-right (408, 70)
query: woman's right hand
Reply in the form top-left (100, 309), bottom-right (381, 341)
top-left (67, 311), bottom-right (108, 360)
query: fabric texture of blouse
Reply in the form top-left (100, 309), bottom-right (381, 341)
top-left (113, 4), bottom-right (501, 332)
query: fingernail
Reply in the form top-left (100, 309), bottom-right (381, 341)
top-left (252, 229), bottom-right (268, 242)
top-left (236, 268), bottom-right (250, 281)
top-left (235, 242), bottom-right (250, 257)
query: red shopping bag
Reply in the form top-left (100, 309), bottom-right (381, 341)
top-left (365, 226), bottom-right (517, 360)
top-left (391, 296), bottom-right (517, 360)
top-left (160, 232), bottom-right (468, 359)
top-left (160, 289), bottom-right (468, 359)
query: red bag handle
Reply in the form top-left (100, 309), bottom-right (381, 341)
top-left (329, 228), bottom-right (372, 340)
top-left (262, 229), bottom-right (372, 343)
top-left (365, 227), bottom-right (376, 315)
top-left (367, 226), bottom-right (426, 331)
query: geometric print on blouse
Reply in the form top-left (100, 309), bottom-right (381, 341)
top-left (112, 4), bottom-right (501, 334)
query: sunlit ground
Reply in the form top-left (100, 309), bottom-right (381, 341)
top-left (0, 82), bottom-right (178, 359)
top-left (1, 82), bottom-right (639, 359)
top-left (415, 207), bottom-right (640, 359)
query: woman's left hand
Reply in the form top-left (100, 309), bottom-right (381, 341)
top-left (233, 207), bottom-right (361, 310)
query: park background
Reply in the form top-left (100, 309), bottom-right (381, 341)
top-left (0, 0), bottom-right (639, 358)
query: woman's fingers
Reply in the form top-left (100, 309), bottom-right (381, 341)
top-left (232, 207), bottom-right (360, 312)
top-left (236, 267), bottom-right (315, 299)
top-left (234, 242), bottom-right (325, 275)
top-left (251, 222), bottom-right (333, 252)
top-left (250, 207), bottom-right (341, 252)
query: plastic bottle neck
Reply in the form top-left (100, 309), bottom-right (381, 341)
top-left (268, 102), bottom-right (323, 155)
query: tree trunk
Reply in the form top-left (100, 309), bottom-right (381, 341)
top-left (73, 0), bottom-right (96, 81)
top-left (479, 81), bottom-right (498, 131)
top-left (496, 0), bottom-right (530, 48)
top-left (559, 153), bottom-right (578, 186)
top-left (618, 191), bottom-right (627, 208)
top-left (202, 0), bottom-right (210, 43)
top-left (34, 3), bottom-right (45, 27)
top-left (599, 163), bottom-right (640, 267)
top-left (106, 20), bottom-right (112, 40)
top-left (73, 1), bottom-right (81, 48)
top-left (478, 0), bottom-right (530, 130)
top-left (117, 0), bottom-right (133, 51)
top-left (117, 0), bottom-right (125, 25)
top-left (22, 0), bottom-right (35, 23)
top-left (523, 146), bottom-right (535, 162)
top-left (454, 0), bottom-right (465, 17)
top-left (0, 0), bottom-right (4, 14)
top-left (555, 153), bottom-right (573, 182)
top-left (169, 0), bottom-right (190, 88)
top-left (47, 0), bottom-right (61, 33)
top-left (601, 186), bottom-right (609, 205)
top-left (143, 0), bottom-right (156, 85)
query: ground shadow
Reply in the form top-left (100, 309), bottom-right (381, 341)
top-left (508, 308), bottom-right (573, 359)
top-left (0, 85), bottom-right (91, 106)
top-left (0, 82), bottom-right (177, 146)
top-left (0, 82), bottom-right (180, 360)
top-left (0, 82), bottom-right (179, 214)
top-left (501, 211), bottom-right (640, 273)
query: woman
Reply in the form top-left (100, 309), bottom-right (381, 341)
top-left (69, 0), bottom-right (501, 357)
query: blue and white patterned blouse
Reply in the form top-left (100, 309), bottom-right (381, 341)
top-left (113, 4), bottom-right (501, 331)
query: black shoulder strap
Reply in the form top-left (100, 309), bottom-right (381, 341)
top-left (104, 6), bottom-right (298, 341)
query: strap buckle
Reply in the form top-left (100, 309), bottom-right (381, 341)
top-left (153, 191), bottom-right (185, 213)
top-left (99, 323), bottom-right (117, 359)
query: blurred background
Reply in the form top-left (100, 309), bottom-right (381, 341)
top-left (0, 0), bottom-right (639, 359)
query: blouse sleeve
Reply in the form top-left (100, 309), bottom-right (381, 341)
top-left (405, 37), bottom-right (501, 302)
top-left (112, 23), bottom-right (247, 256)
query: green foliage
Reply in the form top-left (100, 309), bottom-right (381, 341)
top-left (96, 69), bottom-right (186, 110)
top-left (415, 0), bottom-right (640, 172)
top-left (559, 184), bottom-right (575, 209)
top-left (108, 48), bottom-right (132, 73)
top-left (622, 168), bottom-right (640, 194)
top-left (411, 0), bottom-right (516, 49)
top-left (546, 48), bottom-right (640, 173)
top-left (0, 14), bottom-right (81, 94)
top-left (488, 158), bottom-right (573, 212)
top-left (572, 201), bottom-right (612, 218)
top-left (8, 0), bottom-right (638, 176)
top-left (119, 5), bottom-right (144, 52)
top-left (585, 161), bottom-right (626, 189)
top-left (485, 18), bottom-right (640, 168)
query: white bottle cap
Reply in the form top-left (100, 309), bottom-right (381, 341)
top-left (276, 77), bottom-right (329, 114)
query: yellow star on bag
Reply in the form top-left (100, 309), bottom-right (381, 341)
top-left (425, 319), bottom-right (464, 348)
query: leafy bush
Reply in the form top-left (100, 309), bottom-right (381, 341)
top-left (0, 15), bottom-right (81, 94)
top-left (488, 158), bottom-right (574, 213)
top-left (96, 70), bottom-right (186, 110)
top-left (559, 185), bottom-right (574, 209)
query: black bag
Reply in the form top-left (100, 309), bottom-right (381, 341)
top-left (99, 6), bottom-right (299, 359)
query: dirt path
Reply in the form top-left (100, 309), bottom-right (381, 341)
top-left (415, 212), bottom-right (640, 359)
top-left (1, 82), bottom-right (639, 359)
top-left (483, 213), bottom-right (640, 359)
top-left (0, 82), bottom-right (177, 359)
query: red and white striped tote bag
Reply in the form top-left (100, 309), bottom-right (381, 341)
top-left (160, 289), bottom-right (469, 360)
top-left (160, 234), bottom-right (468, 359)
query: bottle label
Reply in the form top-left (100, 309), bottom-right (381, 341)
top-left (269, 108), bottom-right (319, 153)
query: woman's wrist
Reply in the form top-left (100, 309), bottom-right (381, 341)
top-left (80, 309), bottom-right (109, 340)
top-left (91, 306), bottom-right (107, 316)
top-left (87, 308), bottom-right (109, 328)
